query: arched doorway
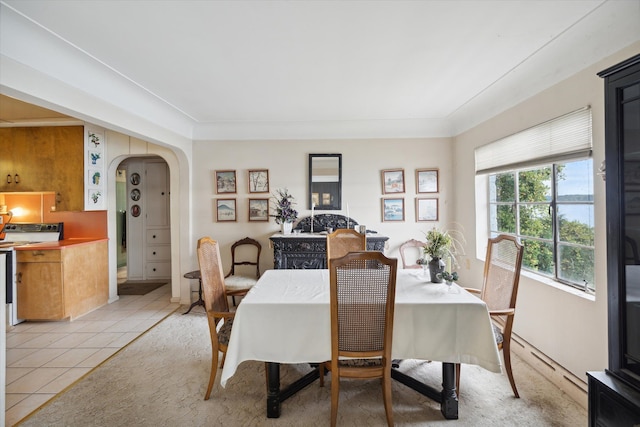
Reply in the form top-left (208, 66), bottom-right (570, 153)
top-left (115, 156), bottom-right (171, 294)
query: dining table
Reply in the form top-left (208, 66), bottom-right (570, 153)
top-left (220, 268), bottom-right (502, 420)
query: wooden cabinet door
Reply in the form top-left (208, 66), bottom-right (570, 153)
top-left (17, 260), bottom-right (64, 320)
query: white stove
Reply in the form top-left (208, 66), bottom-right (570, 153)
top-left (1, 222), bottom-right (63, 325)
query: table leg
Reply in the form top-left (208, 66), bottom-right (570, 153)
top-left (441, 362), bottom-right (459, 420)
top-left (267, 362), bottom-right (282, 418)
top-left (183, 278), bottom-right (205, 315)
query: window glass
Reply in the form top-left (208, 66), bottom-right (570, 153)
top-left (488, 158), bottom-right (594, 291)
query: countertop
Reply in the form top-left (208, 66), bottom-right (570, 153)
top-left (10, 238), bottom-right (108, 251)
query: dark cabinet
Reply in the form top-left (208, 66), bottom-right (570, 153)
top-left (591, 54), bottom-right (640, 426)
top-left (270, 234), bottom-right (388, 269)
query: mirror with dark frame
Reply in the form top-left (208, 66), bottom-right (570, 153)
top-left (309, 153), bottom-right (342, 210)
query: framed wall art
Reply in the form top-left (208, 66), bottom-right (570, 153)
top-left (216, 199), bottom-right (237, 222)
top-left (84, 127), bottom-right (106, 210)
top-left (382, 198), bottom-right (405, 222)
top-left (416, 169), bottom-right (439, 193)
top-left (381, 169), bottom-right (405, 194)
top-left (215, 170), bottom-right (237, 194)
top-left (248, 198), bottom-right (269, 221)
top-left (248, 169), bottom-right (269, 193)
top-left (416, 197), bottom-right (439, 221)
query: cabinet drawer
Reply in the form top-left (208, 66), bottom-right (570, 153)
top-left (147, 245), bottom-right (171, 261)
top-left (146, 262), bottom-right (170, 278)
top-left (146, 228), bottom-right (170, 244)
top-left (17, 249), bottom-right (62, 263)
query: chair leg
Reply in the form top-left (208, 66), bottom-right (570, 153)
top-left (382, 371), bottom-right (394, 427)
top-left (331, 372), bottom-right (340, 427)
top-left (502, 343), bottom-right (520, 398)
top-left (205, 348), bottom-right (220, 400)
top-left (455, 363), bottom-right (461, 396)
top-left (319, 362), bottom-right (325, 387)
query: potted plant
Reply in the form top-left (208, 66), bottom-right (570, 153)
top-left (423, 227), bottom-right (464, 283)
top-left (271, 188), bottom-right (298, 234)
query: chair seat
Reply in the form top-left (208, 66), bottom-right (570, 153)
top-left (218, 318), bottom-right (234, 346)
top-left (224, 275), bottom-right (258, 290)
top-left (492, 323), bottom-right (504, 345)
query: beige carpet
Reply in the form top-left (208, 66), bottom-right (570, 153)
top-left (117, 281), bottom-right (167, 295)
top-left (19, 309), bottom-right (587, 426)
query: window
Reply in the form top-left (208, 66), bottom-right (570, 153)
top-left (488, 158), bottom-right (594, 291)
top-left (477, 107), bottom-right (594, 292)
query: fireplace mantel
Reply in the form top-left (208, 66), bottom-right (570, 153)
top-left (270, 214), bottom-right (388, 269)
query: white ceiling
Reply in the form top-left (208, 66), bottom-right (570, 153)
top-left (1, 0), bottom-right (639, 140)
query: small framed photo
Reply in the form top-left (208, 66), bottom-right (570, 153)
top-left (382, 169), bottom-right (405, 194)
top-left (215, 170), bottom-right (237, 194)
top-left (248, 198), bottom-right (269, 221)
top-left (416, 197), bottom-right (439, 222)
top-left (382, 198), bottom-right (405, 222)
top-left (216, 199), bottom-right (237, 222)
top-left (416, 169), bottom-right (439, 193)
top-left (248, 169), bottom-right (269, 193)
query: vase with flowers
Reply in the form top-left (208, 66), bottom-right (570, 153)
top-left (271, 188), bottom-right (298, 234)
top-left (423, 227), bottom-right (463, 283)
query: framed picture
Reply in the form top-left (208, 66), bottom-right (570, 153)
top-left (216, 199), bottom-right (237, 222)
top-left (382, 198), bottom-right (405, 222)
top-left (215, 170), bottom-right (237, 194)
top-left (416, 197), bottom-right (439, 221)
top-left (248, 198), bottom-right (269, 221)
top-left (381, 169), bottom-right (405, 194)
top-left (416, 169), bottom-right (439, 193)
top-left (248, 169), bottom-right (269, 193)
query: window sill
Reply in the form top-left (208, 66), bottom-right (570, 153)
top-left (520, 269), bottom-right (595, 302)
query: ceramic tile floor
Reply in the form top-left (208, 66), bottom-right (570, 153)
top-left (4, 282), bottom-right (180, 426)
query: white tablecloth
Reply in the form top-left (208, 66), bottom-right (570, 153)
top-left (221, 269), bottom-right (501, 387)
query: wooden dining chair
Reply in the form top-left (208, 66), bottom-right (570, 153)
top-left (399, 238), bottom-right (427, 269)
top-left (224, 237), bottom-right (261, 305)
top-left (326, 228), bottom-right (366, 266)
top-left (322, 251), bottom-right (398, 426)
top-left (197, 237), bottom-right (236, 400)
top-left (456, 234), bottom-right (524, 398)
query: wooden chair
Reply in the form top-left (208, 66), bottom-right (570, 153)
top-left (399, 238), bottom-right (426, 269)
top-left (326, 228), bottom-right (366, 266)
top-left (224, 237), bottom-right (261, 305)
top-left (197, 237), bottom-right (236, 400)
top-left (323, 251), bottom-right (398, 426)
top-left (456, 234), bottom-right (524, 398)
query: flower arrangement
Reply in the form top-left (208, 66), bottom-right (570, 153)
top-left (422, 225), bottom-right (466, 268)
top-left (423, 227), bottom-right (453, 259)
top-left (271, 188), bottom-right (298, 224)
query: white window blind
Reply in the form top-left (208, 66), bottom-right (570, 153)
top-left (475, 107), bottom-right (592, 175)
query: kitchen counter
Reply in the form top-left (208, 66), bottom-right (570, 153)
top-left (12, 238), bottom-right (108, 250)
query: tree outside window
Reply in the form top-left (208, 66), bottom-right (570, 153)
top-left (489, 158), bottom-right (594, 291)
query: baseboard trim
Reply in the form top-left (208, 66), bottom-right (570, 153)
top-left (512, 334), bottom-right (588, 410)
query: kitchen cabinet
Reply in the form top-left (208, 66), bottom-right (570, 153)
top-left (0, 126), bottom-right (84, 211)
top-left (16, 240), bottom-right (108, 320)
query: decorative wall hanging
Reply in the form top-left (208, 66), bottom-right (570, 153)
top-left (85, 127), bottom-right (106, 210)
top-left (215, 170), bottom-right (237, 194)
top-left (216, 199), bottom-right (237, 222)
top-left (416, 169), bottom-right (439, 193)
top-left (416, 197), bottom-right (439, 221)
top-left (381, 169), bottom-right (405, 194)
top-left (248, 198), bottom-right (269, 221)
top-left (382, 198), bottom-right (405, 222)
top-left (248, 169), bottom-right (269, 193)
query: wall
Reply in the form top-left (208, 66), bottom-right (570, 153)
top-left (453, 42), bottom-right (640, 384)
top-left (192, 138), bottom-right (453, 274)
